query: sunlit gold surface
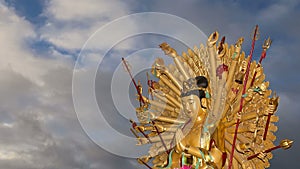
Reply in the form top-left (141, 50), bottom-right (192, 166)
top-left (131, 31), bottom-right (292, 169)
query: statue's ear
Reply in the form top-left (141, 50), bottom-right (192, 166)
top-left (201, 98), bottom-right (208, 109)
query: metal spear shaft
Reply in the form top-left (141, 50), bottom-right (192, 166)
top-left (247, 139), bottom-right (293, 160)
top-left (122, 58), bottom-right (145, 104)
top-left (250, 37), bottom-right (272, 87)
top-left (228, 25), bottom-right (259, 169)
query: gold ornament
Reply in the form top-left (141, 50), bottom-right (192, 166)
top-left (125, 26), bottom-right (293, 169)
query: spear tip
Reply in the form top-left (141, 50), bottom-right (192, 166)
top-left (280, 139), bottom-right (293, 150)
top-left (263, 37), bottom-right (272, 50)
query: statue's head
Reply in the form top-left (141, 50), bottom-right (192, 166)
top-left (181, 76), bottom-right (208, 119)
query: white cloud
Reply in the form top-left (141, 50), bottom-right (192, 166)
top-left (45, 0), bottom-right (129, 21)
top-left (1, 0), bottom-right (299, 168)
top-left (257, 0), bottom-right (299, 23)
top-left (0, 4), bottom-right (39, 83)
top-left (0, 150), bottom-right (21, 160)
top-left (0, 3), bottom-right (71, 86)
top-left (40, 0), bottom-right (137, 51)
top-left (0, 1), bottom-right (141, 168)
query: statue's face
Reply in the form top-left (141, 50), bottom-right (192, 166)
top-left (181, 95), bottom-right (201, 119)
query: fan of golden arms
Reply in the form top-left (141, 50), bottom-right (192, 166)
top-left (122, 25), bottom-right (293, 169)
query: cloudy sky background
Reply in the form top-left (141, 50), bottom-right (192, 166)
top-left (1, 0), bottom-right (300, 168)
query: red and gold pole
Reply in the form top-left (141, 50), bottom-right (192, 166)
top-left (247, 139), bottom-right (293, 160)
top-left (122, 58), bottom-right (145, 104)
top-left (228, 25), bottom-right (259, 169)
top-left (250, 37), bottom-right (272, 87)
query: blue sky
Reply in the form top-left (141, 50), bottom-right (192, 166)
top-left (0, 0), bottom-right (300, 168)
top-left (5, 0), bottom-right (45, 23)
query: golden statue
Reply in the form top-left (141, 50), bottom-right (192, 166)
top-left (126, 26), bottom-right (293, 169)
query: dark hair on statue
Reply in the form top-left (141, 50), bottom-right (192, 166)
top-left (181, 76), bottom-right (208, 109)
top-left (195, 76), bottom-right (208, 88)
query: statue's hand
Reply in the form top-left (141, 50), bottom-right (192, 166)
top-left (174, 129), bottom-right (185, 152)
top-left (138, 155), bottom-right (151, 164)
top-left (248, 123), bottom-right (257, 132)
top-left (175, 141), bottom-right (186, 153)
top-left (257, 152), bottom-right (267, 162)
top-left (209, 141), bottom-right (224, 169)
top-left (137, 138), bottom-right (149, 145)
top-left (136, 111), bottom-right (154, 123)
top-left (175, 129), bottom-right (184, 143)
